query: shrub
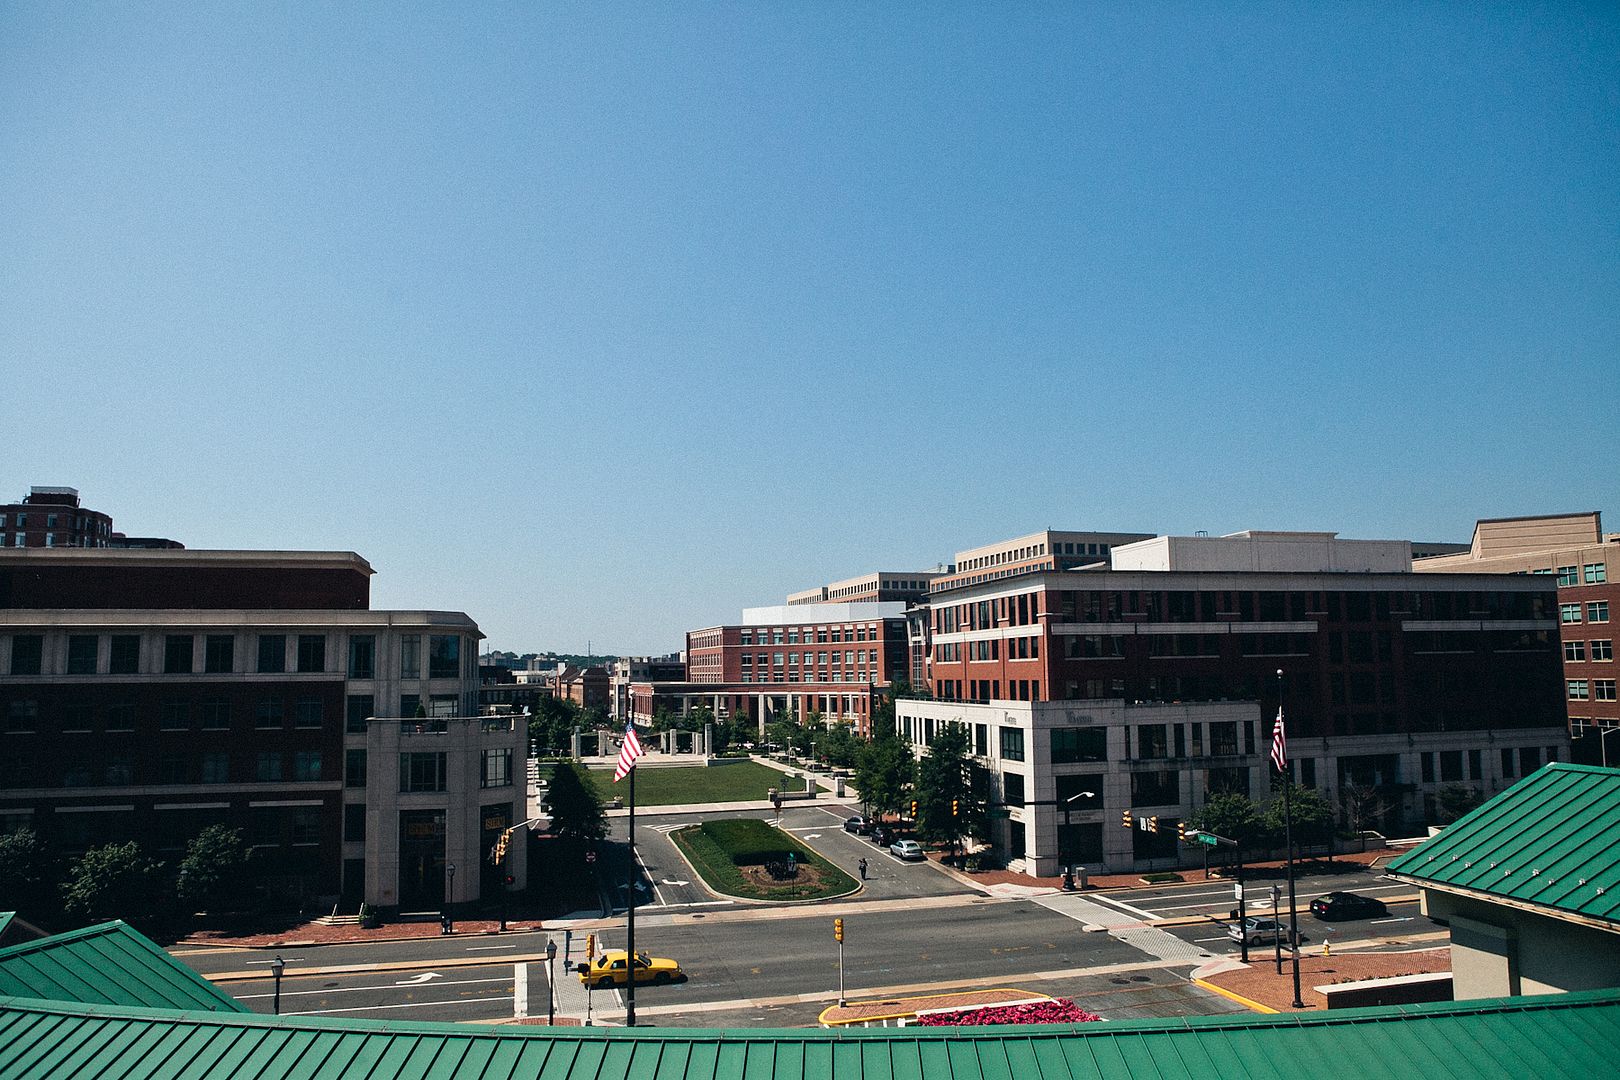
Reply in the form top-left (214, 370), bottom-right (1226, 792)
top-left (699, 819), bottom-right (794, 866)
top-left (915, 999), bottom-right (1101, 1026)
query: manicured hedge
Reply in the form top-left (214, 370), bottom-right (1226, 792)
top-left (671, 818), bottom-right (857, 901)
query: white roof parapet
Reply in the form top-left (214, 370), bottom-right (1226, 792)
top-left (739, 602), bottom-right (906, 625)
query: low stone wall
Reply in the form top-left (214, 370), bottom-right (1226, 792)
top-left (1317, 971), bottom-right (1453, 1010)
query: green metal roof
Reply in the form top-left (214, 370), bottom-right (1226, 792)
top-left (1387, 762), bottom-right (1620, 926)
top-left (0, 920), bottom-right (249, 1014)
top-left (3, 989), bottom-right (1620, 1080)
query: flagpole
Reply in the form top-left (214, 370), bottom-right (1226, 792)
top-left (625, 757), bottom-right (637, 1027)
top-left (1279, 669), bottom-right (1303, 1009)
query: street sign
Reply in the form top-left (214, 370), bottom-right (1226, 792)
top-left (1194, 832), bottom-right (1219, 846)
top-left (1233, 883), bottom-right (1243, 901)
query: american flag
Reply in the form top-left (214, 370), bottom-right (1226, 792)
top-left (613, 722), bottom-right (645, 782)
top-left (1270, 707), bottom-right (1288, 773)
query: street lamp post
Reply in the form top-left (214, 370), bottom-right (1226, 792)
top-left (1059, 791), bottom-right (1096, 890)
top-left (270, 954), bottom-right (285, 1015)
top-left (545, 939), bottom-right (557, 1025)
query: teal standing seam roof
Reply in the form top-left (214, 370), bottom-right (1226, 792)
top-left (1386, 762), bottom-right (1620, 925)
top-left (0, 919), bottom-right (249, 1013)
top-left (4, 990), bottom-right (1620, 1080)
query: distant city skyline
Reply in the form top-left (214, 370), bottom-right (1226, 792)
top-left (5, 6), bottom-right (1615, 654)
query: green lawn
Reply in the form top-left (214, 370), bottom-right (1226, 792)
top-left (671, 818), bottom-right (857, 901)
top-left (585, 761), bottom-right (817, 806)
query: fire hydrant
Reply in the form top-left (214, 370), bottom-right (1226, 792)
top-left (1323, 939), bottom-right (1331, 958)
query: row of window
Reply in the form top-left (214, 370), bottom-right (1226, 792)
top-left (1, 632), bottom-right (467, 679)
top-left (1560, 602), bottom-right (1611, 624)
top-left (736, 672), bottom-right (871, 684)
top-left (1538, 563), bottom-right (1608, 586)
top-left (2, 696), bottom-right (331, 733)
top-left (741, 649), bottom-right (881, 665)
top-left (1568, 680), bottom-right (1619, 702)
top-left (1564, 640), bottom-right (1615, 662)
top-left (0, 748), bottom-right (327, 789)
top-left (935, 593), bottom-right (1043, 634)
top-left (738, 625), bottom-right (886, 646)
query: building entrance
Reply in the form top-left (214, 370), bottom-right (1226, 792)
top-left (398, 809), bottom-right (446, 910)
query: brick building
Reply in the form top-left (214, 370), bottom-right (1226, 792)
top-left (0, 547), bottom-right (521, 912)
top-left (910, 530), bottom-right (1569, 872)
top-left (631, 604), bottom-right (908, 735)
top-left (0, 486), bottom-right (181, 549)
top-left (1414, 513), bottom-right (1619, 763)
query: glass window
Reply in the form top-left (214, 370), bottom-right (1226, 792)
top-left (400, 752), bottom-right (448, 792)
top-left (1568, 680), bottom-right (1589, 700)
top-left (1561, 603), bottom-right (1584, 624)
top-left (255, 699), bottom-right (284, 728)
top-left (1136, 725), bottom-right (1169, 759)
top-left (62, 704), bottom-right (93, 732)
top-left (159, 701), bottom-right (190, 730)
top-left (348, 635), bottom-right (376, 679)
top-left (105, 703), bottom-right (135, 731)
top-left (999, 727), bottom-right (1025, 762)
top-left (67, 635), bottom-right (99, 674)
top-left (344, 802), bottom-right (367, 841)
top-left (10, 635), bottom-right (43, 676)
top-left (1593, 640), bottom-right (1613, 662)
top-left (256, 752), bottom-right (284, 782)
top-left (1565, 640), bottom-right (1587, 662)
top-left (400, 635), bottom-right (421, 679)
top-left (164, 635), bottom-right (193, 674)
top-left (295, 698), bottom-right (323, 728)
top-left (258, 634), bottom-right (286, 673)
top-left (4, 700), bottom-right (39, 733)
top-left (204, 635), bottom-right (234, 674)
top-left (1585, 563), bottom-right (1608, 585)
top-left (1003, 772), bottom-right (1026, 807)
top-left (429, 635), bottom-right (460, 679)
top-left (481, 748), bottom-right (513, 788)
top-left (1051, 727), bottom-right (1107, 763)
top-left (1558, 565), bottom-right (1580, 587)
top-left (1589, 601), bottom-right (1610, 624)
top-left (1596, 680), bottom-right (1617, 702)
top-left (200, 699), bottom-right (231, 729)
top-left (291, 809), bottom-right (321, 846)
top-left (346, 749), bottom-right (368, 788)
top-left (346, 694), bottom-right (375, 734)
top-left (109, 635), bottom-right (140, 674)
top-left (1130, 770), bottom-right (1179, 806)
top-left (293, 750), bottom-right (323, 781)
top-left (296, 635), bottom-right (326, 673)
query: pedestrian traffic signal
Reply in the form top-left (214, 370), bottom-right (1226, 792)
top-left (1122, 808), bottom-right (1133, 829)
top-left (834, 917), bottom-right (844, 943)
top-left (1148, 815), bottom-right (1159, 833)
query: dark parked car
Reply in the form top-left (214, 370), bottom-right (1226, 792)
top-left (843, 816), bottom-right (873, 834)
top-left (1310, 891), bottom-right (1389, 921)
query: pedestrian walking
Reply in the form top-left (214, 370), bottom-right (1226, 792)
top-left (858, 857), bottom-right (868, 880)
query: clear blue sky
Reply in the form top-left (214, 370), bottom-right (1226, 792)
top-left (3, 4), bottom-right (1616, 655)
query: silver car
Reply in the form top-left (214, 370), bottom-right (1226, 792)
top-left (890, 839), bottom-right (925, 861)
top-left (1227, 916), bottom-right (1308, 947)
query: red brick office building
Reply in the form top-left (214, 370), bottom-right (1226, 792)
top-left (0, 486), bottom-right (181, 550)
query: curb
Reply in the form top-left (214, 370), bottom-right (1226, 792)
top-left (206, 948), bottom-right (557, 983)
top-left (174, 925), bottom-right (546, 952)
top-left (1193, 978), bottom-right (1280, 1014)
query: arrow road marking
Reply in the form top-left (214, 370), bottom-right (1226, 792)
top-left (393, 972), bottom-right (444, 986)
top-left (660, 878), bottom-right (690, 886)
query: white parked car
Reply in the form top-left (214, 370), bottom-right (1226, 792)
top-left (890, 839), bottom-right (925, 861)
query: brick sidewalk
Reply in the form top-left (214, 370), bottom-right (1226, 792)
top-left (178, 918), bottom-right (545, 949)
top-left (1197, 947), bottom-right (1449, 1012)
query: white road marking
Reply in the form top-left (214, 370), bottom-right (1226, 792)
top-left (284, 996), bottom-right (507, 1017)
top-left (393, 972), bottom-right (443, 986)
top-left (467, 945), bottom-right (517, 951)
top-left (514, 962), bottom-right (528, 1018)
top-left (659, 878), bottom-right (690, 887)
top-left (1371, 917), bottom-right (1414, 924)
top-left (236, 975), bottom-right (511, 1002)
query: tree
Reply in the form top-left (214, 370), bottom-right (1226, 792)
top-left (528, 695), bottom-right (580, 755)
top-left (60, 841), bottom-right (166, 928)
top-left (915, 725), bottom-right (981, 858)
top-left (0, 827), bottom-right (58, 923)
top-left (1263, 783), bottom-right (1335, 854)
top-left (1186, 793), bottom-right (1268, 849)
top-left (545, 760), bottom-right (606, 846)
top-left (176, 825), bottom-right (252, 913)
top-left (854, 711), bottom-right (915, 817)
top-left (814, 722), bottom-right (859, 768)
top-left (1338, 784), bottom-right (1390, 848)
top-left (1436, 783), bottom-right (1484, 825)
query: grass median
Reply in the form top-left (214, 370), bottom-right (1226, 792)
top-left (671, 818), bottom-right (858, 902)
top-left (586, 761), bottom-right (820, 806)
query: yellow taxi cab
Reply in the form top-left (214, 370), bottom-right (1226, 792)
top-left (577, 949), bottom-right (684, 988)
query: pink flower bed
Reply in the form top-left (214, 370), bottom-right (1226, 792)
top-left (913, 999), bottom-right (1102, 1027)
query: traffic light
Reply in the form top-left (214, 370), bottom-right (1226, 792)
top-left (492, 830), bottom-right (509, 865)
top-left (833, 918), bottom-right (844, 943)
top-left (504, 874), bottom-right (515, 886)
top-left (1148, 815), bottom-right (1159, 833)
top-left (951, 798), bottom-right (959, 817)
top-left (1122, 808), bottom-right (1133, 830)
top-left (1177, 821), bottom-right (1189, 842)
top-left (910, 800), bottom-right (918, 819)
